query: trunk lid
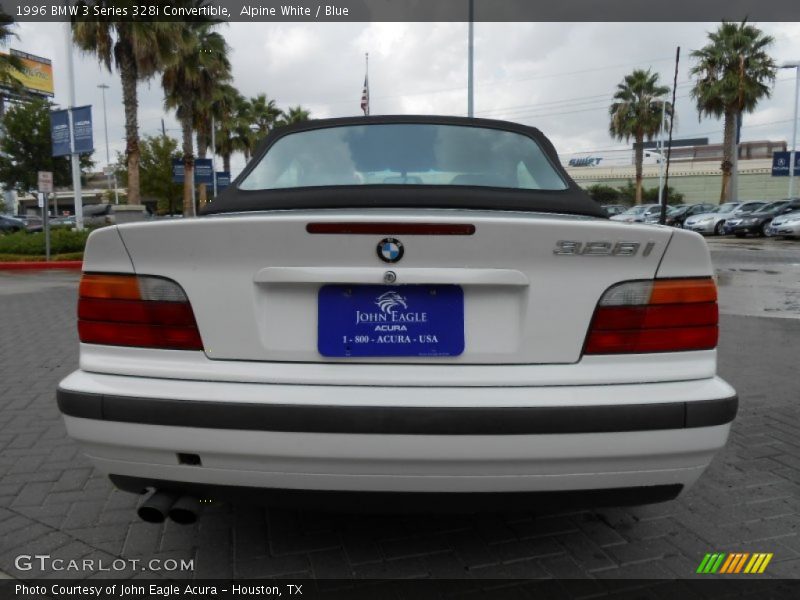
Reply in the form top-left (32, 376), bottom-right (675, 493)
top-left (114, 210), bottom-right (673, 364)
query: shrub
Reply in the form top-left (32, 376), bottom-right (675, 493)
top-left (0, 228), bottom-right (90, 255)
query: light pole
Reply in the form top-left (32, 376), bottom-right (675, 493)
top-left (64, 22), bottom-right (83, 230)
top-left (97, 84), bottom-right (118, 204)
top-left (781, 61), bottom-right (800, 199)
top-left (467, 0), bottom-right (474, 117)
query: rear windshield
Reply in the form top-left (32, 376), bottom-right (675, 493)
top-left (238, 124), bottom-right (568, 191)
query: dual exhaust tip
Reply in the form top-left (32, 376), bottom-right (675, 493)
top-left (137, 490), bottom-right (200, 525)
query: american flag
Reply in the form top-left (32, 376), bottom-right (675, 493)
top-left (360, 74), bottom-right (369, 116)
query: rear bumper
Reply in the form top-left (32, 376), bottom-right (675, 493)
top-left (109, 475), bottom-right (685, 511)
top-left (57, 371), bottom-right (736, 496)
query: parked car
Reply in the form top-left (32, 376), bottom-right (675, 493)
top-left (0, 215), bottom-right (25, 233)
top-left (57, 116), bottom-right (736, 519)
top-left (724, 199), bottom-right (800, 237)
top-left (609, 203), bottom-right (661, 222)
top-left (767, 209), bottom-right (800, 239)
top-left (51, 215), bottom-right (77, 228)
top-left (731, 201), bottom-right (767, 217)
top-left (82, 203), bottom-right (151, 228)
top-left (661, 203), bottom-right (716, 228)
top-left (602, 204), bottom-right (627, 217)
top-left (13, 215), bottom-right (44, 232)
top-left (683, 202), bottom-right (742, 235)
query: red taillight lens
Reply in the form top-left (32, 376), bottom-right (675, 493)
top-left (77, 274), bottom-right (203, 351)
top-left (584, 278), bottom-right (718, 354)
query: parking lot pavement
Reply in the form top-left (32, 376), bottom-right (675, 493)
top-left (708, 237), bottom-right (800, 320)
top-left (0, 241), bottom-right (799, 582)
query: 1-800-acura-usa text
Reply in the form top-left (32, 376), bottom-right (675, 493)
top-left (57, 116), bottom-right (737, 517)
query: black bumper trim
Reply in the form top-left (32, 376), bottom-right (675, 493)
top-left (57, 388), bottom-right (738, 435)
top-left (109, 475), bottom-right (684, 510)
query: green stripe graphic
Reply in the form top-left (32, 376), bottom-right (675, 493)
top-left (697, 553), bottom-right (713, 573)
top-left (710, 553), bottom-right (726, 573)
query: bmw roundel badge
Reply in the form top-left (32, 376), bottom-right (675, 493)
top-left (377, 238), bottom-right (404, 263)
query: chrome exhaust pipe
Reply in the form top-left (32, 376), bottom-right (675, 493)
top-left (168, 495), bottom-right (201, 525)
top-left (137, 490), bottom-right (179, 523)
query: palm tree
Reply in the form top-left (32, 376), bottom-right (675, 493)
top-left (162, 23), bottom-right (231, 216)
top-left (609, 69), bottom-right (671, 205)
top-left (213, 85), bottom-right (245, 173)
top-left (249, 94), bottom-right (282, 146)
top-left (276, 105), bottom-right (311, 128)
top-left (73, 17), bottom-right (176, 205)
top-left (233, 96), bottom-right (256, 161)
top-left (0, 11), bottom-right (24, 92)
top-left (195, 83), bottom-right (238, 203)
top-left (690, 21), bottom-right (776, 202)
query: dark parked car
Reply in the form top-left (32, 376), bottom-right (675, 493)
top-left (0, 215), bottom-right (26, 233)
top-left (724, 199), bottom-right (800, 237)
top-left (664, 203), bottom-right (716, 227)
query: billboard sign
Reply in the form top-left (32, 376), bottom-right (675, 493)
top-left (50, 107), bottom-right (93, 156)
top-left (50, 109), bottom-right (71, 157)
top-left (771, 151), bottom-right (800, 177)
top-left (194, 159), bottom-right (214, 184)
top-left (71, 106), bottom-right (94, 154)
top-left (172, 159), bottom-right (215, 184)
top-left (216, 171), bottom-right (231, 191)
top-left (2, 49), bottom-right (54, 96)
top-left (172, 159), bottom-right (185, 183)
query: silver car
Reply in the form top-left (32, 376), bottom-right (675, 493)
top-left (768, 210), bottom-right (800, 239)
top-left (609, 203), bottom-right (661, 223)
top-left (683, 202), bottom-right (742, 235)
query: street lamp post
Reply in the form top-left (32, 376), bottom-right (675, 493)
top-left (467, 0), bottom-right (474, 117)
top-left (781, 61), bottom-right (800, 199)
top-left (97, 84), bottom-right (119, 204)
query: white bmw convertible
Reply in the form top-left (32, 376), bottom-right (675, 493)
top-left (57, 116), bottom-right (736, 522)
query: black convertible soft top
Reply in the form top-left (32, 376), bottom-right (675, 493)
top-left (201, 115), bottom-right (606, 218)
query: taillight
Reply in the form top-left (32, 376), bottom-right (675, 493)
top-left (77, 274), bottom-right (203, 350)
top-left (584, 277), bottom-right (718, 354)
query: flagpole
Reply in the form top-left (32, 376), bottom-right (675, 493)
top-left (468, 0), bottom-right (474, 117)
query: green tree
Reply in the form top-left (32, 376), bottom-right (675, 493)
top-left (615, 180), bottom-right (683, 205)
top-left (0, 98), bottom-right (93, 194)
top-left (690, 21), bottom-right (777, 202)
top-left (196, 83), bottom-right (238, 204)
top-left (233, 95), bottom-right (256, 161)
top-left (0, 10), bottom-right (24, 93)
top-left (115, 134), bottom-right (182, 215)
top-left (249, 94), bottom-right (282, 140)
top-left (609, 69), bottom-right (671, 205)
top-left (162, 22), bottom-right (231, 216)
top-left (584, 184), bottom-right (620, 205)
top-left (213, 85), bottom-right (245, 173)
top-left (276, 105), bottom-right (311, 128)
top-left (72, 15), bottom-right (177, 205)
top-left (642, 185), bottom-right (684, 204)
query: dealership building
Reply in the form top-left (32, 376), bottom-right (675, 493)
top-left (564, 139), bottom-right (795, 204)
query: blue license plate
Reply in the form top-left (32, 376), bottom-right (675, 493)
top-left (318, 285), bottom-right (464, 357)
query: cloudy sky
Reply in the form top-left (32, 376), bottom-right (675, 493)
top-left (10, 21), bottom-right (800, 176)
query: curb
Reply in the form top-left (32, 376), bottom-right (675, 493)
top-left (0, 261), bottom-right (83, 271)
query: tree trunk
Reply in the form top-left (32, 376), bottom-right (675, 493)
top-left (181, 114), bottom-right (194, 217)
top-left (719, 110), bottom-right (735, 203)
top-left (119, 45), bottom-right (140, 205)
top-left (197, 129), bottom-right (208, 206)
top-left (634, 134), bottom-right (644, 205)
top-left (223, 153), bottom-right (231, 174)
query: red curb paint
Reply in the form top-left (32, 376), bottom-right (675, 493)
top-left (0, 261), bottom-right (83, 271)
